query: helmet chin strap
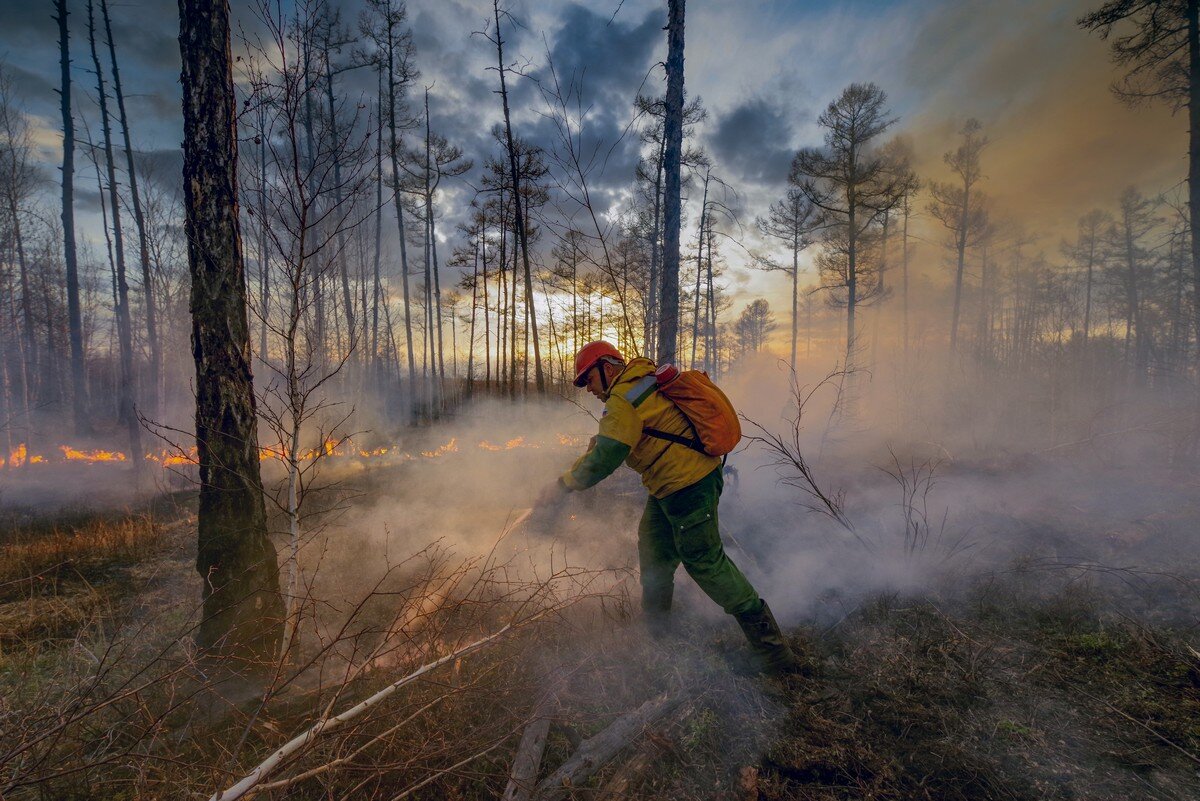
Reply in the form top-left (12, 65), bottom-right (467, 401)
top-left (598, 362), bottom-right (611, 394)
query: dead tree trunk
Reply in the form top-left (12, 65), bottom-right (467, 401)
top-left (384, 29), bottom-right (416, 401)
top-left (55, 0), bottom-right (91, 435)
top-left (493, 0), bottom-right (544, 394)
top-left (87, 0), bottom-right (141, 465)
top-left (657, 0), bottom-right (685, 365)
top-left (647, 135), bottom-right (665, 357)
top-left (101, 0), bottom-right (159, 418)
top-left (323, 46), bottom-right (356, 362)
top-left (179, 0), bottom-right (283, 662)
top-left (258, 100), bottom-right (270, 360)
top-left (690, 168), bottom-right (709, 369)
top-left (372, 71), bottom-right (383, 384)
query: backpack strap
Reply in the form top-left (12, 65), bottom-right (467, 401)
top-left (643, 426), bottom-right (705, 453)
top-left (623, 375), bottom-right (657, 408)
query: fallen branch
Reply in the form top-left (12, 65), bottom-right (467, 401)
top-left (209, 624), bottom-right (517, 801)
top-left (532, 690), bottom-right (686, 801)
top-left (503, 669), bottom-right (568, 801)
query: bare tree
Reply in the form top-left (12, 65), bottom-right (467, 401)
top-left (658, 0), bottom-right (686, 365)
top-left (634, 92), bottom-right (707, 357)
top-left (734, 298), bottom-right (775, 357)
top-left (100, 0), bottom-right (160, 418)
top-left (87, 0), bottom-right (141, 468)
top-left (55, 0), bottom-right (91, 435)
top-left (361, 0), bottom-right (418, 408)
top-left (488, 0), bottom-right (545, 393)
top-left (1080, 2), bottom-right (1200, 355)
top-left (1064, 209), bottom-right (1112, 347)
top-left (927, 119), bottom-right (989, 351)
top-left (791, 83), bottom-right (902, 370)
top-left (757, 188), bottom-right (819, 371)
top-left (179, 0), bottom-right (283, 661)
top-left (1108, 187), bottom-right (1161, 379)
top-left (404, 88), bottom-right (471, 403)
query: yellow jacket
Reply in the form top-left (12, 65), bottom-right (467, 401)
top-left (561, 358), bottom-right (720, 498)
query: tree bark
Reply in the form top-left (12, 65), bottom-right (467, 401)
top-left (88, 0), bottom-right (141, 465)
top-left (1188, 0), bottom-right (1200, 393)
top-left (322, 51), bottom-right (356, 364)
top-left (385, 30), bottom-right (416, 402)
top-left (657, 0), bottom-right (685, 365)
top-left (690, 169), bottom-right (708, 370)
top-left (179, 0), bottom-right (283, 661)
top-left (101, 0), bottom-right (160, 418)
top-left (372, 72), bottom-right (383, 383)
top-left (56, 0), bottom-right (91, 435)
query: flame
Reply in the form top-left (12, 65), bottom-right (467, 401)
top-left (298, 438), bottom-right (344, 461)
top-left (30, 430), bottom-right (582, 471)
top-left (145, 446), bottom-right (199, 466)
top-left (477, 436), bottom-right (545, 451)
top-left (419, 438), bottom-right (458, 458)
top-left (5, 443), bottom-right (27, 467)
top-left (60, 445), bottom-right (127, 463)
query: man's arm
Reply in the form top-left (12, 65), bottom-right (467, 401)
top-left (560, 395), bottom-right (642, 491)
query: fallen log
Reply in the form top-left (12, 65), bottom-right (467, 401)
top-left (595, 703), bottom-right (689, 799)
top-left (502, 669), bottom-right (568, 801)
top-left (532, 691), bottom-right (686, 801)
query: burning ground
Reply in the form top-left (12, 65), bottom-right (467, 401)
top-left (0, 394), bottom-right (1198, 800)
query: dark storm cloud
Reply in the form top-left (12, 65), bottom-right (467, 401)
top-left (542, 3), bottom-right (661, 106)
top-left (511, 3), bottom-right (663, 196)
top-left (707, 97), bottom-right (795, 187)
top-left (0, 0), bottom-right (56, 37)
top-left (4, 63), bottom-right (56, 104)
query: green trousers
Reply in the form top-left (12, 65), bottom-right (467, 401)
top-left (637, 468), bottom-right (761, 617)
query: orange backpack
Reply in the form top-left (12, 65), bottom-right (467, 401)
top-left (642, 364), bottom-right (742, 457)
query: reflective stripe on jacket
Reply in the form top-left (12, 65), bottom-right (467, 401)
top-left (561, 357), bottom-right (721, 498)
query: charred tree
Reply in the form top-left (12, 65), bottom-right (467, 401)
top-left (492, 0), bottom-right (544, 393)
top-left (100, 0), bottom-right (159, 417)
top-left (178, 0), bottom-right (283, 661)
top-left (55, 0), bottom-right (91, 435)
top-left (658, 0), bottom-right (686, 365)
top-left (364, 0), bottom-right (418, 402)
top-left (87, 0), bottom-right (141, 465)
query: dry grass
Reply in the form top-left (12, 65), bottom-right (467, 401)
top-left (0, 515), bottom-right (166, 599)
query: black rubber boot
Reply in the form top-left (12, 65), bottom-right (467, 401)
top-left (642, 584), bottom-right (674, 641)
top-left (734, 600), bottom-right (801, 675)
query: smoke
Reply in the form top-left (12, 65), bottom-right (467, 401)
top-left (692, 337), bottom-right (1196, 630)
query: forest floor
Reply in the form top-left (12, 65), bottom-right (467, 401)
top-left (1, 441), bottom-right (1198, 800)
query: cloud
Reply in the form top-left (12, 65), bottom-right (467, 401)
top-left (706, 97), bottom-right (795, 187)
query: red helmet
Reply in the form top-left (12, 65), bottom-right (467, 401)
top-left (573, 341), bottom-right (623, 387)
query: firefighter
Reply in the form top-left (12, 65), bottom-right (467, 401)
top-left (536, 341), bottom-right (799, 675)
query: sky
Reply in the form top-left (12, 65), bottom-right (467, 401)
top-left (0, 0), bottom-right (1186, 315)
